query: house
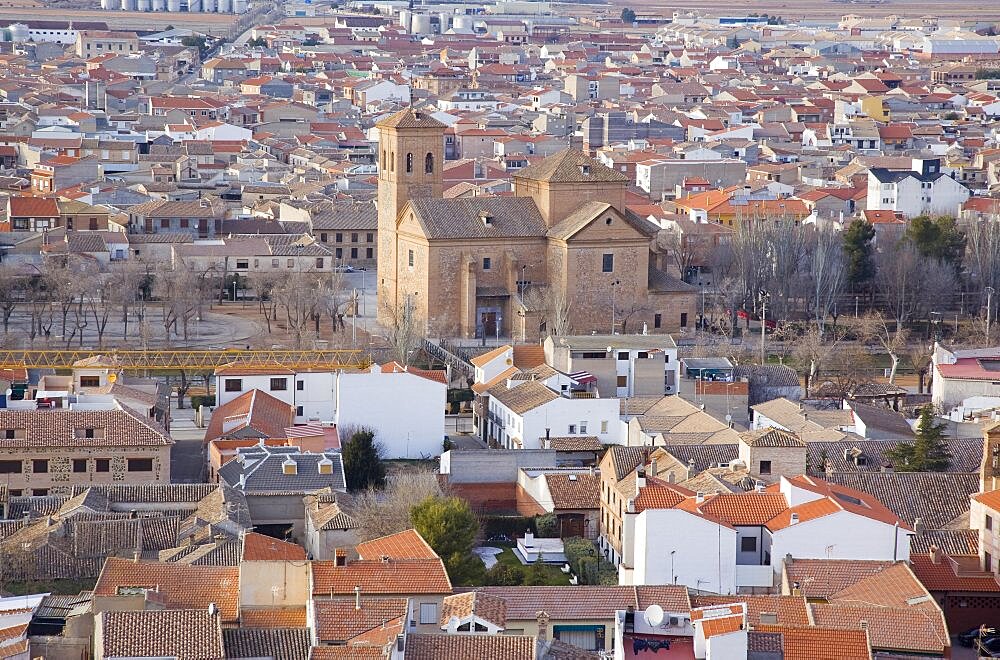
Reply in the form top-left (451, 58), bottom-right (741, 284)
top-left (867, 158), bottom-right (970, 219)
top-left (932, 343), bottom-right (1000, 411)
top-left (613, 465), bottom-right (912, 593)
top-left (95, 610), bottom-right (224, 660)
top-left (515, 467), bottom-right (600, 539)
top-left (128, 199), bottom-right (223, 237)
top-left (543, 334), bottom-right (680, 397)
top-left (0, 402), bottom-right (172, 497)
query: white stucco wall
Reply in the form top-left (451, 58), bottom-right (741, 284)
top-left (633, 509), bottom-right (737, 594)
top-left (769, 511), bottom-right (911, 572)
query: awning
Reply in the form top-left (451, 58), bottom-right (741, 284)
top-left (569, 371), bottom-right (598, 385)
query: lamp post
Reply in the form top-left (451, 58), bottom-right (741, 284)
top-left (759, 291), bottom-right (770, 366)
top-left (610, 280), bottom-right (621, 335)
top-left (987, 287), bottom-right (995, 343)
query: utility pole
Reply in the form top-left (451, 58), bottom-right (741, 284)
top-left (988, 287), bottom-right (995, 343)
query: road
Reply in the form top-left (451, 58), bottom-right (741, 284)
top-left (169, 398), bottom-right (208, 483)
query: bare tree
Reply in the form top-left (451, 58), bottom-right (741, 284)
top-left (875, 242), bottom-right (922, 328)
top-left (655, 226), bottom-right (708, 279)
top-left (0, 264), bottom-right (24, 334)
top-left (273, 271), bottom-right (324, 347)
top-left (382, 296), bottom-right (423, 365)
top-left (859, 311), bottom-right (908, 384)
top-left (105, 259), bottom-right (146, 340)
top-left (351, 470), bottom-right (445, 542)
top-left (967, 219), bottom-right (1000, 301)
top-left (246, 271), bottom-right (281, 335)
top-left (153, 259), bottom-right (202, 343)
top-left (792, 325), bottom-right (845, 395)
top-left (524, 285), bottom-right (571, 337)
top-left (807, 225), bottom-right (847, 334)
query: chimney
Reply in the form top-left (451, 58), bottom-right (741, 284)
top-left (479, 210), bottom-right (493, 227)
top-left (929, 545), bottom-right (941, 565)
top-left (536, 611), bottom-right (550, 642)
top-left (755, 482), bottom-right (765, 493)
top-left (208, 603), bottom-right (217, 616)
top-left (635, 466), bottom-right (646, 495)
top-left (650, 458), bottom-right (658, 477)
top-left (790, 513), bottom-right (799, 525)
top-left (791, 580), bottom-right (801, 596)
top-left (687, 458), bottom-right (695, 474)
top-left (354, 585), bottom-right (361, 610)
top-left (524, 530), bottom-right (534, 546)
top-left (914, 517), bottom-right (925, 534)
top-left (695, 491), bottom-right (705, 504)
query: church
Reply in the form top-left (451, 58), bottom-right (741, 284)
top-left (375, 108), bottom-right (698, 340)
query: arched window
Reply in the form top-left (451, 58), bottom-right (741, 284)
top-left (425, 152), bottom-right (434, 174)
top-left (406, 153), bottom-right (413, 173)
top-left (381, 149), bottom-right (386, 170)
top-left (390, 152), bottom-right (395, 172)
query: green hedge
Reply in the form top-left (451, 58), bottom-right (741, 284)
top-left (190, 394), bottom-right (216, 409)
top-left (563, 536), bottom-right (617, 585)
top-left (481, 515), bottom-right (536, 540)
top-left (535, 513), bottom-right (559, 538)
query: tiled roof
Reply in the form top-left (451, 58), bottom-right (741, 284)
top-left (826, 472), bottom-right (978, 529)
top-left (911, 529), bottom-right (978, 555)
top-left (512, 345), bottom-right (546, 369)
top-left (661, 444), bottom-right (740, 472)
top-left (356, 529), bottom-right (437, 561)
top-left (312, 559), bottom-right (452, 595)
top-left (515, 149), bottom-right (629, 184)
top-left (408, 197), bottom-right (546, 240)
top-left (98, 609), bottom-right (223, 660)
top-left (545, 473), bottom-right (600, 509)
top-left (740, 427), bottom-right (806, 448)
top-left (470, 585), bottom-right (689, 620)
top-left (440, 591), bottom-right (508, 627)
top-left (94, 558), bottom-right (240, 622)
top-left (766, 476), bottom-right (909, 531)
top-left (0, 408), bottom-right (171, 448)
top-left (218, 448), bottom-right (345, 493)
top-left (910, 553), bottom-right (1000, 593)
top-left (492, 380), bottom-right (559, 415)
top-left (633, 479), bottom-right (690, 513)
top-left (699, 492), bottom-right (789, 526)
top-left (470, 345), bottom-right (510, 367)
top-left (376, 108), bottom-right (446, 130)
top-left (404, 633), bottom-right (536, 660)
top-left (242, 532), bottom-right (307, 561)
top-left (691, 595), bottom-right (810, 627)
top-left (827, 562), bottom-right (934, 610)
top-left (311, 201), bottom-right (378, 231)
top-left (809, 438), bottom-right (982, 474)
top-left (240, 607), bottom-right (308, 628)
top-left (223, 627), bottom-right (311, 660)
top-left (757, 625), bottom-right (873, 660)
top-left (809, 603), bottom-right (948, 654)
top-left (784, 559), bottom-right (894, 599)
top-left (546, 436), bottom-right (603, 452)
top-left (605, 445), bottom-right (649, 481)
top-left (204, 388), bottom-right (294, 442)
top-left (309, 646), bottom-right (387, 660)
top-left (313, 597), bottom-right (408, 643)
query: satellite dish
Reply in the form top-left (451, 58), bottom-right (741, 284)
top-left (644, 604), bottom-right (665, 627)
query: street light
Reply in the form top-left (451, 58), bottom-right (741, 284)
top-left (610, 280), bottom-right (622, 335)
top-left (758, 290), bottom-right (770, 366)
top-left (987, 287), bottom-right (995, 343)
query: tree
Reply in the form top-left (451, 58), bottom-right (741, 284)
top-left (905, 215), bottom-right (966, 268)
top-left (842, 219), bottom-right (876, 291)
top-left (858, 311), bottom-right (908, 384)
top-left (620, 7), bottom-right (636, 23)
top-left (885, 406), bottom-right (951, 471)
top-left (806, 225), bottom-right (846, 333)
top-left (523, 556), bottom-right (549, 586)
top-left (524, 285), bottom-right (571, 337)
top-left (341, 428), bottom-right (386, 491)
top-left (411, 495), bottom-right (484, 585)
top-left (352, 471), bottom-right (444, 541)
top-left (967, 218), bottom-right (1000, 303)
top-left (383, 296), bottom-right (422, 365)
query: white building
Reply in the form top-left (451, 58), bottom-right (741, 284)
top-left (617, 472), bottom-right (911, 593)
top-left (932, 343), bottom-right (1000, 412)
top-left (488, 379), bottom-right (622, 449)
top-left (214, 362), bottom-right (446, 458)
top-left (867, 158), bottom-right (970, 219)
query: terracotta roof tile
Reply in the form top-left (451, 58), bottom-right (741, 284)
top-left (240, 607), bottom-right (308, 628)
top-left (440, 591), bottom-right (507, 628)
top-left (355, 529), bottom-right (437, 561)
top-left (784, 559), bottom-right (894, 599)
top-left (545, 473), bottom-right (600, 510)
top-left (512, 345), bottom-right (546, 369)
top-left (471, 585), bottom-right (689, 620)
top-left (242, 532), bottom-right (308, 561)
top-left (910, 553), bottom-right (1000, 593)
top-left (515, 149), bottom-right (629, 184)
top-left (404, 633), bottom-right (536, 660)
top-left (94, 558), bottom-right (240, 622)
top-left (757, 625), bottom-right (872, 660)
top-left (311, 559), bottom-right (451, 596)
top-left (223, 627), bottom-right (311, 660)
top-left (0, 408), bottom-right (171, 448)
top-left (313, 598), bottom-right (408, 643)
top-left (809, 603), bottom-right (948, 654)
top-left (470, 345), bottom-right (510, 367)
top-left (309, 646), bottom-right (387, 660)
top-left (692, 595), bottom-right (810, 627)
top-left (98, 609), bottom-right (223, 660)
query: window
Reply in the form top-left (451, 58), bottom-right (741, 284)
top-left (236, 260), bottom-right (249, 270)
top-left (989, 515), bottom-right (994, 531)
top-left (96, 459), bottom-right (110, 472)
top-left (73, 459), bottom-right (88, 473)
top-left (351, 233), bottom-right (359, 243)
top-left (367, 248), bottom-right (374, 259)
top-left (225, 378), bottom-right (243, 392)
top-left (654, 313), bottom-right (662, 329)
top-left (483, 257), bottom-right (492, 270)
top-left (367, 233), bottom-right (374, 243)
top-left (316, 258), bottom-right (324, 269)
top-left (617, 351), bottom-right (629, 361)
top-left (987, 551), bottom-right (994, 572)
top-left (272, 258), bottom-right (280, 268)
top-left (270, 378), bottom-right (288, 391)
top-left (32, 488), bottom-right (48, 496)
top-left (336, 248), bottom-right (343, 259)
top-left (127, 458), bottom-right (153, 472)
top-left (568, 424), bottom-right (577, 434)
top-left (3, 429), bottom-right (14, 439)
top-left (80, 376), bottom-right (100, 387)
top-left (601, 420), bottom-right (608, 433)
top-left (406, 153), bottom-right (413, 173)
top-left (287, 259), bottom-right (294, 268)
top-left (0, 460), bottom-right (21, 474)
top-left (580, 422), bottom-right (588, 434)
top-left (759, 460), bottom-right (772, 475)
top-left (296, 405), bottom-right (304, 416)
top-left (408, 250), bottom-right (415, 267)
top-left (82, 428), bottom-right (95, 439)
top-left (297, 380), bottom-right (305, 391)
top-left (617, 375), bottom-right (627, 388)
top-left (160, 218), bottom-right (170, 229)
top-left (33, 459), bottom-right (48, 473)
top-left (179, 218), bottom-right (189, 228)
top-left (351, 248), bottom-right (358, 259)
top-left (336, 233), bottom-right (343, 243)
top-left (602, 253), bottom-right (614, 273)
top-left (320, 233), bottom-right (328, 243)
top-left (741, 536), bottom-right (757, 552)
top-left (425, 152), bottom-right (434, 173)
top-left (419, 603), bottom-right (438, 624)
top-left (680, 312), bottom-right (688, 328)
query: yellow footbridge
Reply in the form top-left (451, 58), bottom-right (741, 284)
top-left (0, 349), bottom-right (371, 371)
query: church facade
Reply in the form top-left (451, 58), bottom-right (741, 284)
top-left (375, 108), bottom-right (697, 340)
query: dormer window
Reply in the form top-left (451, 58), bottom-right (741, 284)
top-left (580, 164), bottom-right (591, 175)
top-left (283, 458), bottom-right (297, 475)
top-left (318, 457), bottom-right (333, 475)
top-left (75, 427), bottom-right (102, 439)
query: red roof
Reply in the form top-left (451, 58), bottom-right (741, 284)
top-left (910, 553), bottom-right (1000, 593)
top-left (242, 532), bottom-right (308, 561)
top-left (7, 196), bottom-right (58, 218)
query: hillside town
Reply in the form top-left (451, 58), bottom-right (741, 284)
top-left (3, 1), bottom-right (1000, 659)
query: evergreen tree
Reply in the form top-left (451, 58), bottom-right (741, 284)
top-left (620, 7), bottom-right (636, 23)
top-left (341, 428), bottom-right (386, 491)
top-left (843, 219), bottom-right (876, 290)
top-left (905, 215), bottom-right (966, 268)
top-left (886, 406), bottom-right (951, 471)
top-left (411, 496), bottom-right (484, 585)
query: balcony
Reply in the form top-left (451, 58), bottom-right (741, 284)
top-left (735, 564), bottom-right (774, 588)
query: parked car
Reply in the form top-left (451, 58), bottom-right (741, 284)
top-left (978, 636), bottom-right (1000, 657)
top-left (961, 626), bottom-right (999, 647)
top-left (334, 265), bottom-right (355, 273)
